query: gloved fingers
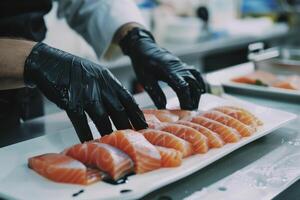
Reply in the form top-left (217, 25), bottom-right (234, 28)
top-left (189, 69), bottom-right (207, 94)
top-left (116, 86), bottom-right (148, 130)
top-left (133, 60), bottom-right (167, 109)
top-left (84, 101), bottom-right (113, 136)
top-left (166, 73), bottom-right (193, 110)
top-left (69, 61), bottom-right (85, 111)
top-left (143, 81), bottom-right (167, 109)
top-left (185, 76), bottom-right (201, 110)
top-left (66, 110), bottom-right (93, 143)
top-left (103, 69), bottom-right (148, 130)
top-left (102, 94), bottom-right (132, 130)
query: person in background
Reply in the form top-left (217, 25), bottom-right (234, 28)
top-left (0, 0), bottom-right (206, 142)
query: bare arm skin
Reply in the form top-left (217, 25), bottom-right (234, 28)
top-left (113, 22), bottom-right (143, 44)
top-left (0, 39), bottom-right (36, 90)
top-left (0, 23), bottom-right (140, 90)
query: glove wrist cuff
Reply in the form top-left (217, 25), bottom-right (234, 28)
top-left (24, 42), bottom-right (47, 87)
top-left (119, 27), bottom-right (155, 55)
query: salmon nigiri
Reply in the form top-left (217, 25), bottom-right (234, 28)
top-left (158, 123), bottom-right (209, 154)
top-left (176, 120), bottom-right (224, 148)
top-left (98, 130), bottom-right (161, 174)
top-left (64, 143), bottom-right (134, 180)
top-left (156, 146), bottom-right (182, 167)
top-left (143, 109), bottom-right (179, 122)
top-left (140, 129), bottom-right (193, 157)
top-left (202, 110), bottom-right (255, 137)
top-left (190, 116), bottom-right (241, 143)
top-left (214, 106), bottom-right (259, 128)
top-left (28, 153), bottom-right (102, 185)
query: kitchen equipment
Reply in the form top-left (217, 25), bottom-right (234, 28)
top-left (248, 42), bottom-right (300, 74)
top-left (164, 16), bottom-right (203, 43)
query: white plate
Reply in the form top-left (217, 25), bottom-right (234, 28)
top-left (0, 94), bottom-right (297, 200)
top-left (206, 63), bottom-right (300, 100)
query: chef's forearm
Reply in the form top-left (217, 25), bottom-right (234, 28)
top-left (113, 22), bottom-right (144, 44)
top-left (0, 38), bottom-right (35, 90)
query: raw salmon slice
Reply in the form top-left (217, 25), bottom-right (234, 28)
top-left (140, 129), bottom-right (193, 157)
top-left (190, 116), bottom-right (241, 143)
top-left (98, 130), bottom-right (161, 174)
top-left (156, 146), bottom-right (182, 167)
top-left (144, 113), bottom-right (161, 129)
top-left (64, 143), bottom-right (134, 180)
top-left (272, 81), bottom-right (298, 90)
top-left (158, 124), bottom-right (209, 154)
top-left (272, 75), bottom-right (300, 90)
top-left (231, 70), bottom-right (277, 86)
top-left (168, 109), bottom-right (197, 119)
top-left (28, 153), bottom-right (102, 185)
top-left (143, 109), bottom-right (179, 122)
top-left (214, 106), bottom-right (258, 128)
top-left (223, 106), bottom-right (263, 126)
top-left (86, 168), bottom-right (106, 184)
top-left (202, 110), bottom-right (255, 137)
top-left (176, 120), bottom-right (224, 148)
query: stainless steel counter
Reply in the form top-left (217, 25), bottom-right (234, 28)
top-left (1, 84), bottom-right (299, 200)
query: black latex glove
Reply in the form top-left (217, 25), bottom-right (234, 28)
top-left (24, 43), bottom-right (147, 142)
top-left (120, 28), bottom-right (206, 110)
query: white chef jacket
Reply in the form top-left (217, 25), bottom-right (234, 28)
top-left (56, 0), bottom-right (146, 59)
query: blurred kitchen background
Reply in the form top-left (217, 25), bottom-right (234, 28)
top-left (43, 0), bottom-right (300, 114)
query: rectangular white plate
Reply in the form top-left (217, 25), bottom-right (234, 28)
top-left (206, 63), bottom-right (300, 100)
top-left (0, 94), bottom-right (297, 200)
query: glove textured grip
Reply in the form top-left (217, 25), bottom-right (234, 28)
top-left (118, 27), bottom-right (206, 110)
top-left (24, 42), bottom-right (45, 87)
top-left (119, 27), bottom-right (155, 55)
top-left (23, 42), bottom-right (147, 141)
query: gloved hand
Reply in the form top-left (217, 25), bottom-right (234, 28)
top-left (24, 43), bottom-right (147, 142)
top-left (119, 28), bottom-right (206, 110)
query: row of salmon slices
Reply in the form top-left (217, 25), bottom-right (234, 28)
top-left (28, 106), bottom-right (263, 185)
